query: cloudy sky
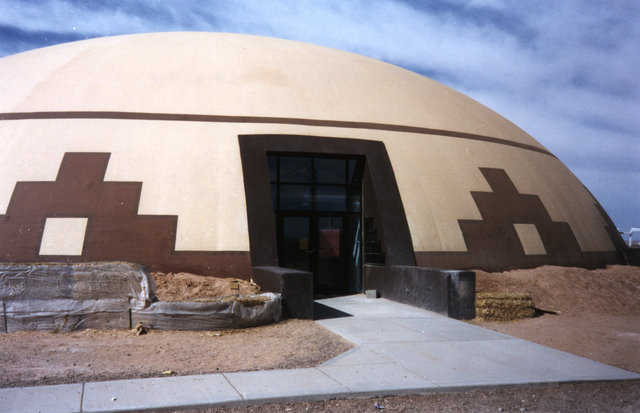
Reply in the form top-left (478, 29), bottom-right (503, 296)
top-left (1, 0), bottom-right (638, 232)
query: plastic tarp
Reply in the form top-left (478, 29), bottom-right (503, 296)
top-left (1, 300), bottom-right (6, 333)
top-left (1, 262), bottom-right (283, 332)
top-left (132, 293), bottom-right (282, 331)
top-left (0, 262), bottom-right (152, 332)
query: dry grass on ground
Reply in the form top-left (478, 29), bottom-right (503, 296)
top-left (471, 265), bottom-right (640, 373)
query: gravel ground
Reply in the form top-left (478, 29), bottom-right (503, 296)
top-left (156, 380), bottom-right (640, 413)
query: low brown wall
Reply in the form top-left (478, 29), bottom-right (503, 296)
top-left (626, 248), bottom-right (640, 266)
top-left (365, 264), bottom-right (475, 319)
top-left (252, 266), bottom-right (313, 319)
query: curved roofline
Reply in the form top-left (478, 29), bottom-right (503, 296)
top-left (0, 110), bottom-right (553, 157)
top-left (0, 32), bottom-right (545, 151)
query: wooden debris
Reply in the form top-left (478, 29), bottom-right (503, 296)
top-left (133, 322), bottom-right (148, 336)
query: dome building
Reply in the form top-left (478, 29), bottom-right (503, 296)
top-left (0, 32), bottom-right (625, 297)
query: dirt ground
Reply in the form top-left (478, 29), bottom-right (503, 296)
top-left (174, 265), bottom-right (640, 413)
top-left (1, 273), bottom-right (355, 388)
top-left (471, 265), bottom-right (640, 373)
top-left (0, 319), bottom-right (353, 388)
top-left (2, 264), bottom-right (639, 412)
top-left (168, 380), bottom-right (640, 412)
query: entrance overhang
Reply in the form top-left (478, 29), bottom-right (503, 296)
top-left (238, 135), bottom-right (416, 269)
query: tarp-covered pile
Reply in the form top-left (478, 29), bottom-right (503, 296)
top-left (0, 262), bottom-right (280, 332)
top-left (133, 294), bottom-right (281, 331)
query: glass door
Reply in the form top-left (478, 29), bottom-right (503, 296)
top-left (316, 216), bottom-right (345, 295)
top-left (270, 153), bottom-right (364, 297)
top-left (280, 215), bottom-right (312, 272)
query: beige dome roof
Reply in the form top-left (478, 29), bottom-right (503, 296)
top-left (0, 32), bottom-right (543, 150)
top-left (0, 32), bottom-right (622, 275)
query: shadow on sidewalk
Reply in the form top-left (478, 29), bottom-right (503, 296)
top-left (313, 302), bottom-right (353, 320)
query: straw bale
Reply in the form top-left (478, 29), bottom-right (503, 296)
top-left (476, 292), bottom-right (535, 321)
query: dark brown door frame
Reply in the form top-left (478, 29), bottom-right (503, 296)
top-left (238, 134), bottom-right (415, 268)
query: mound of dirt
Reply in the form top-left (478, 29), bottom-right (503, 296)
top-left (474, 265), bottom-right (640, 315)
top-left (472, 265), bottom-right (640, 373)
top-left (150, 272), bottom-right (260, 302)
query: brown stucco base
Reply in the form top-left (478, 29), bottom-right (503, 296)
top-left (414, 250), bottom-right (622, 273)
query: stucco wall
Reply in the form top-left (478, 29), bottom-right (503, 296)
top-left (0, 119), bottom-right (615, 256)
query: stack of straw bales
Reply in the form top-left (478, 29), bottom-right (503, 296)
top-left (476, 292), bottom-right (535, 321)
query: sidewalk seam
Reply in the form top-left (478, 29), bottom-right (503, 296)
top-left (314, 367), bottom-right (353, 392)
top-left (79, 382), bottom-right (85, 413)
top-left (319, 347), bottom-right (361, 367)
top-left (221, 373), bottom-right (245, 401)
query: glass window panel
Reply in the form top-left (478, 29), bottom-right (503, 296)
top-left (280, 157), bottom-right (312, 183)
top-left (271, 183), bottom-right (278, 210)
top-left (318, 216), bottom-right (342, 258)
top-left (347, 159), bottom-right (363, 185)
top-left (268, 155), bottom-right (277, 182)
top-left (315, 158), bottom-right (346, 184)
top-left (348, 186), bottom-right (361, 212)
top-left (316, 185), bottom-right (346, 211)
top-left (282, 216), bottom-right (311, 271)
top-left (280, 184), bottom-right (312, 210)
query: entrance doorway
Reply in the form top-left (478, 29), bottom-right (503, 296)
top-left (268, 154), bottom-right (364, 297)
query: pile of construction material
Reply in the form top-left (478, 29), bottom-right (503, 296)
top-left (0, 262), bottom-right (280, 332)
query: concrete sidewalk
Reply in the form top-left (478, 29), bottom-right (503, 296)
top-left (2, 295), bottom-right (638, 413)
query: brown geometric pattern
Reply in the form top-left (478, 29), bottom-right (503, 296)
top-left (0, 153), bottom-right (251, 277)
top-left (416, 168), bottom-right (621, 271)
top-left (460, 168), bottom-right (582, 266)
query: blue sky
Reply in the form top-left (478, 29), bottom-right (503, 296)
top-left (0, 0), bottom-right (638, 232)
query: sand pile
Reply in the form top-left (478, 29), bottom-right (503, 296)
top-left (474, 265), bottom-right (640, 316)
top-left (471, 265), bottom-right (640, 373)
top-left (151, 272), bottom-right (260, 302)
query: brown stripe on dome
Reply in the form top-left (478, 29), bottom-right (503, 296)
top-left (0, 111), bottom-right (553, 157)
